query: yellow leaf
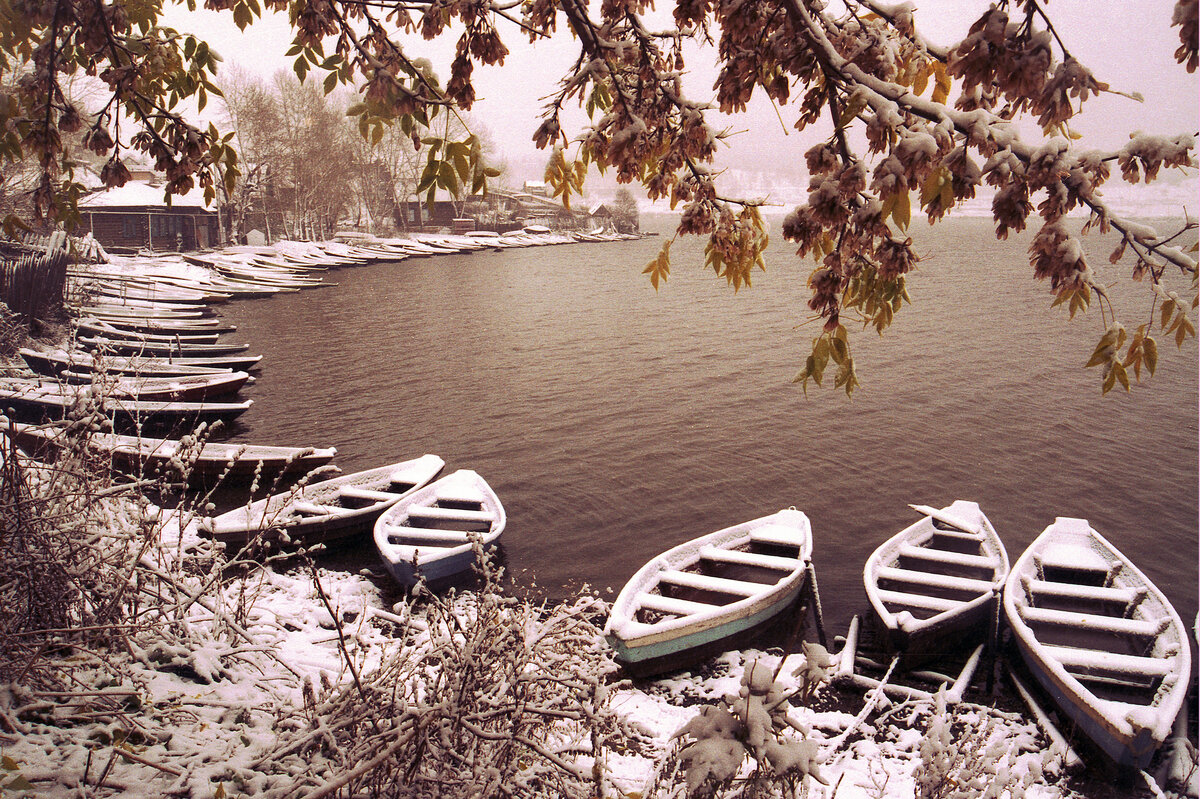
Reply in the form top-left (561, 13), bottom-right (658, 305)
top-left (1144, 335), bottom-right (1158, 375)
top-left (1160, 298), bottom-right (1176, 329)
top-left (912, 63), bottom-right (930, 96)
top-left (893, 191), bottom-right (911, 230)
top-left (1114, 361), bottom-right (1130, 391)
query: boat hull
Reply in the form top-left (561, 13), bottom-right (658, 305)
top-left (863, 500), bottom-right (1008, 668)
top-left (1004, 517), bottom-right (1191, 770)
top-left (604, 509), bottom-right (814, 678)
top-left (607, 585), bottom-right (806, 679)
top-left (374, 469), bottom-right (506, 587)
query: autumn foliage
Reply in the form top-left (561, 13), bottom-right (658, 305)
top-left (1, 0), bottom-right (1196, 394)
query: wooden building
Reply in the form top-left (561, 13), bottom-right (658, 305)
top-left (79, 182), bottom-right (220, 253)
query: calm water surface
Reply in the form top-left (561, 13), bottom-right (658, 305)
top-left (215, 216), bottom-right (1199, 638)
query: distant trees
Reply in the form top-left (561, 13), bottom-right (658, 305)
top-left (612, 187), bottom-right (640, 233)
top-left (213, 70), bottom-right (503, 241)
top-left (1, 0), bottom-right (1195, 392)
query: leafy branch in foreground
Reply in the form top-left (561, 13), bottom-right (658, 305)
top-left (3, 0), bottom-right (1197, 394)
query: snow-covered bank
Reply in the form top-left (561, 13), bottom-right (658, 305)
top-left (2, 492), bottom-right (1194, 799)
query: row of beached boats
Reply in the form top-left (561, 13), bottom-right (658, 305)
top-left (601, 501), bottom-right (1191, 773)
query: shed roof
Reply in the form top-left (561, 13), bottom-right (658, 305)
top-left (79, 181), bottom-right (213, 210)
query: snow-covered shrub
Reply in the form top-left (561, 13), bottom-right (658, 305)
top-left (0, 410), bottom-right (151, 686)
top-left (247, 546), bottom-right (636, 798)
top-left (661, 657), bottom-right (829, 797)
top-left (914, 687), bottom-right (1048, 799)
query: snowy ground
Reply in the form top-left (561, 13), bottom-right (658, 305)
top-left (2, 523), bottom-right (1193, 799)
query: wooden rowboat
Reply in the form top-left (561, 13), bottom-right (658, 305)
top-left (200, 455), bottom-right (445, 546)
top-left (8, 422), bottom-right (337, 486)
top-left (373, 469), bottom-right (506, 587)
top-left (0, 380), bottom-right (252, 430)
top-left (603, 508), bottom-right (813, 678)
top-left (77, 335), bottom-right (251, 358)
top-left (61, 370), bottom-right (251, 402)
top-left (863, 500), bottom-right (1008, 666)
top-left (21, 347), bottom-right (260, 376)
top-left (1004, 517), bottom-right (1191, 769)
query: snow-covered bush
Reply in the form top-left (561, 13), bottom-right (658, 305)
top-left (0, 411), bottom-right (154, 687)
top-left (914, 687), bottom-right (1049, 799)
top-left (656, 656), bottom-right (830, 797)
top-left (247, 547), bottom-right (634, 798)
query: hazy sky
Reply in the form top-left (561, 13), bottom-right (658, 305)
top-left (162, 1), bottom-right (1199, 182)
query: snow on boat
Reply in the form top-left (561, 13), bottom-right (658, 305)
top-left (0, 380), bottom-right (252, 430)
top-left (1003, 517), bottom-right (1191, 770)
top-left (21, 347), bottom-right (261, 376)
top-left (76, 334), bottom-right (252, 358)
top-left (604, 508), bottom-right (813, 678)
top-left (863, 500), bottom-right (1008, 666)
top-left (8, 422), bottom-right (337, 486)
top-left (60, 370), bottom-right (251, 402)
top-left (200, 455), bottom-right (445, 546)
top-left (373, 469), bottom-right (506, 587)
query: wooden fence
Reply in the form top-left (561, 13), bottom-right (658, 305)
top-left (0, 247), bottom-right (68, 330)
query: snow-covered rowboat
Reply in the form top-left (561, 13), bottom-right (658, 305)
top-left (0, 380), bottom-right (252, 430)
top-left (863, 500), bottom-right (1008, 666)
top-left (8, 422), bottom-right (337, 486)
top-left (21, 347), bottom-right (260, 376)
top-left (200, 455), bottom-right (445, 546)
top-left (373, 469), bottom-right (506, 587)
top-left (1003, 517), bottom-right (1191, 770)
top-left (77, 335), bottom-right (251, 358)
top-left (604, 508), bottom-right (813, 678)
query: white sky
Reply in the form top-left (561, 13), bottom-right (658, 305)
top-left (161, 1), bottom-right (1199, 180)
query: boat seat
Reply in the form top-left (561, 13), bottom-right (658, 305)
top-left (384, 525), bottom-right (472, 544)
top-left (1042, 645), bottom-right (1177, 679)
top-left (748, 525), bottom-right (803, 548)
top-left (407, 506), bottom-right (496, 524)
top-left (876, 566), bottom-right (996, 594)
top-left (897, 544), bottom-right (995, 570)
top-left (875, 588), bottom-right (960, 613)
top-left (435, 488), bottom-right (487, 506)
top-left (638, 593), bottom-right (719, 618)
top-left (1034, 544), bottom-right (1112, 574)
top-left (698, 546), bottom-right (798, 572)
top-left (1025, 578), bottom-right (1144, 607)
top-left (1019, 606), bottom-right (1168, 638)
top-left (924, 528), bottom-right (982, 545)
top-left (338, 486), bottom-right (399, 503)
top-left (388, 471), bottom-right (418, 488)
top-left (291, 501), bottom-right (339, 517)
top-left (657, 570), bottom-right (767, 597)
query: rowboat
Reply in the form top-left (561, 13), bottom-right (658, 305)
top-left (1003, 517), bottom-right (1191, 769)
top-left (8, 422), bottom-right (337, 486)
top-left (21, 347), bottom-right (260, 376)
top-left (373, 469), bottom-right (506, 587)
top-left (78, 311), bottom-right (236, 334)
top-left (0, 380), bottom-right (252, 430)
top-left (604, 508), bottom-right (813, 678)
top-left (863, 501), bottom-right (1008, 665)
top-left (200, 455), bottom-right (445, 546)
top-left (61, 370), bottom-right (251, 401)
top-left (77, 334), bottom-right (252, 358)
top-left (74, 317), bottom-right (220, 344)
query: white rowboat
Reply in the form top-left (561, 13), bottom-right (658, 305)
top-left (373, 469), bottom-right (506, 587)
top-left (1003, 517), bottom-right (1191, 770)
top-left (604, 508), bottom-right (813, 678)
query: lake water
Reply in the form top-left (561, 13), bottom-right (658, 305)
top-left (214, 215), bottom-right (1199, 641)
